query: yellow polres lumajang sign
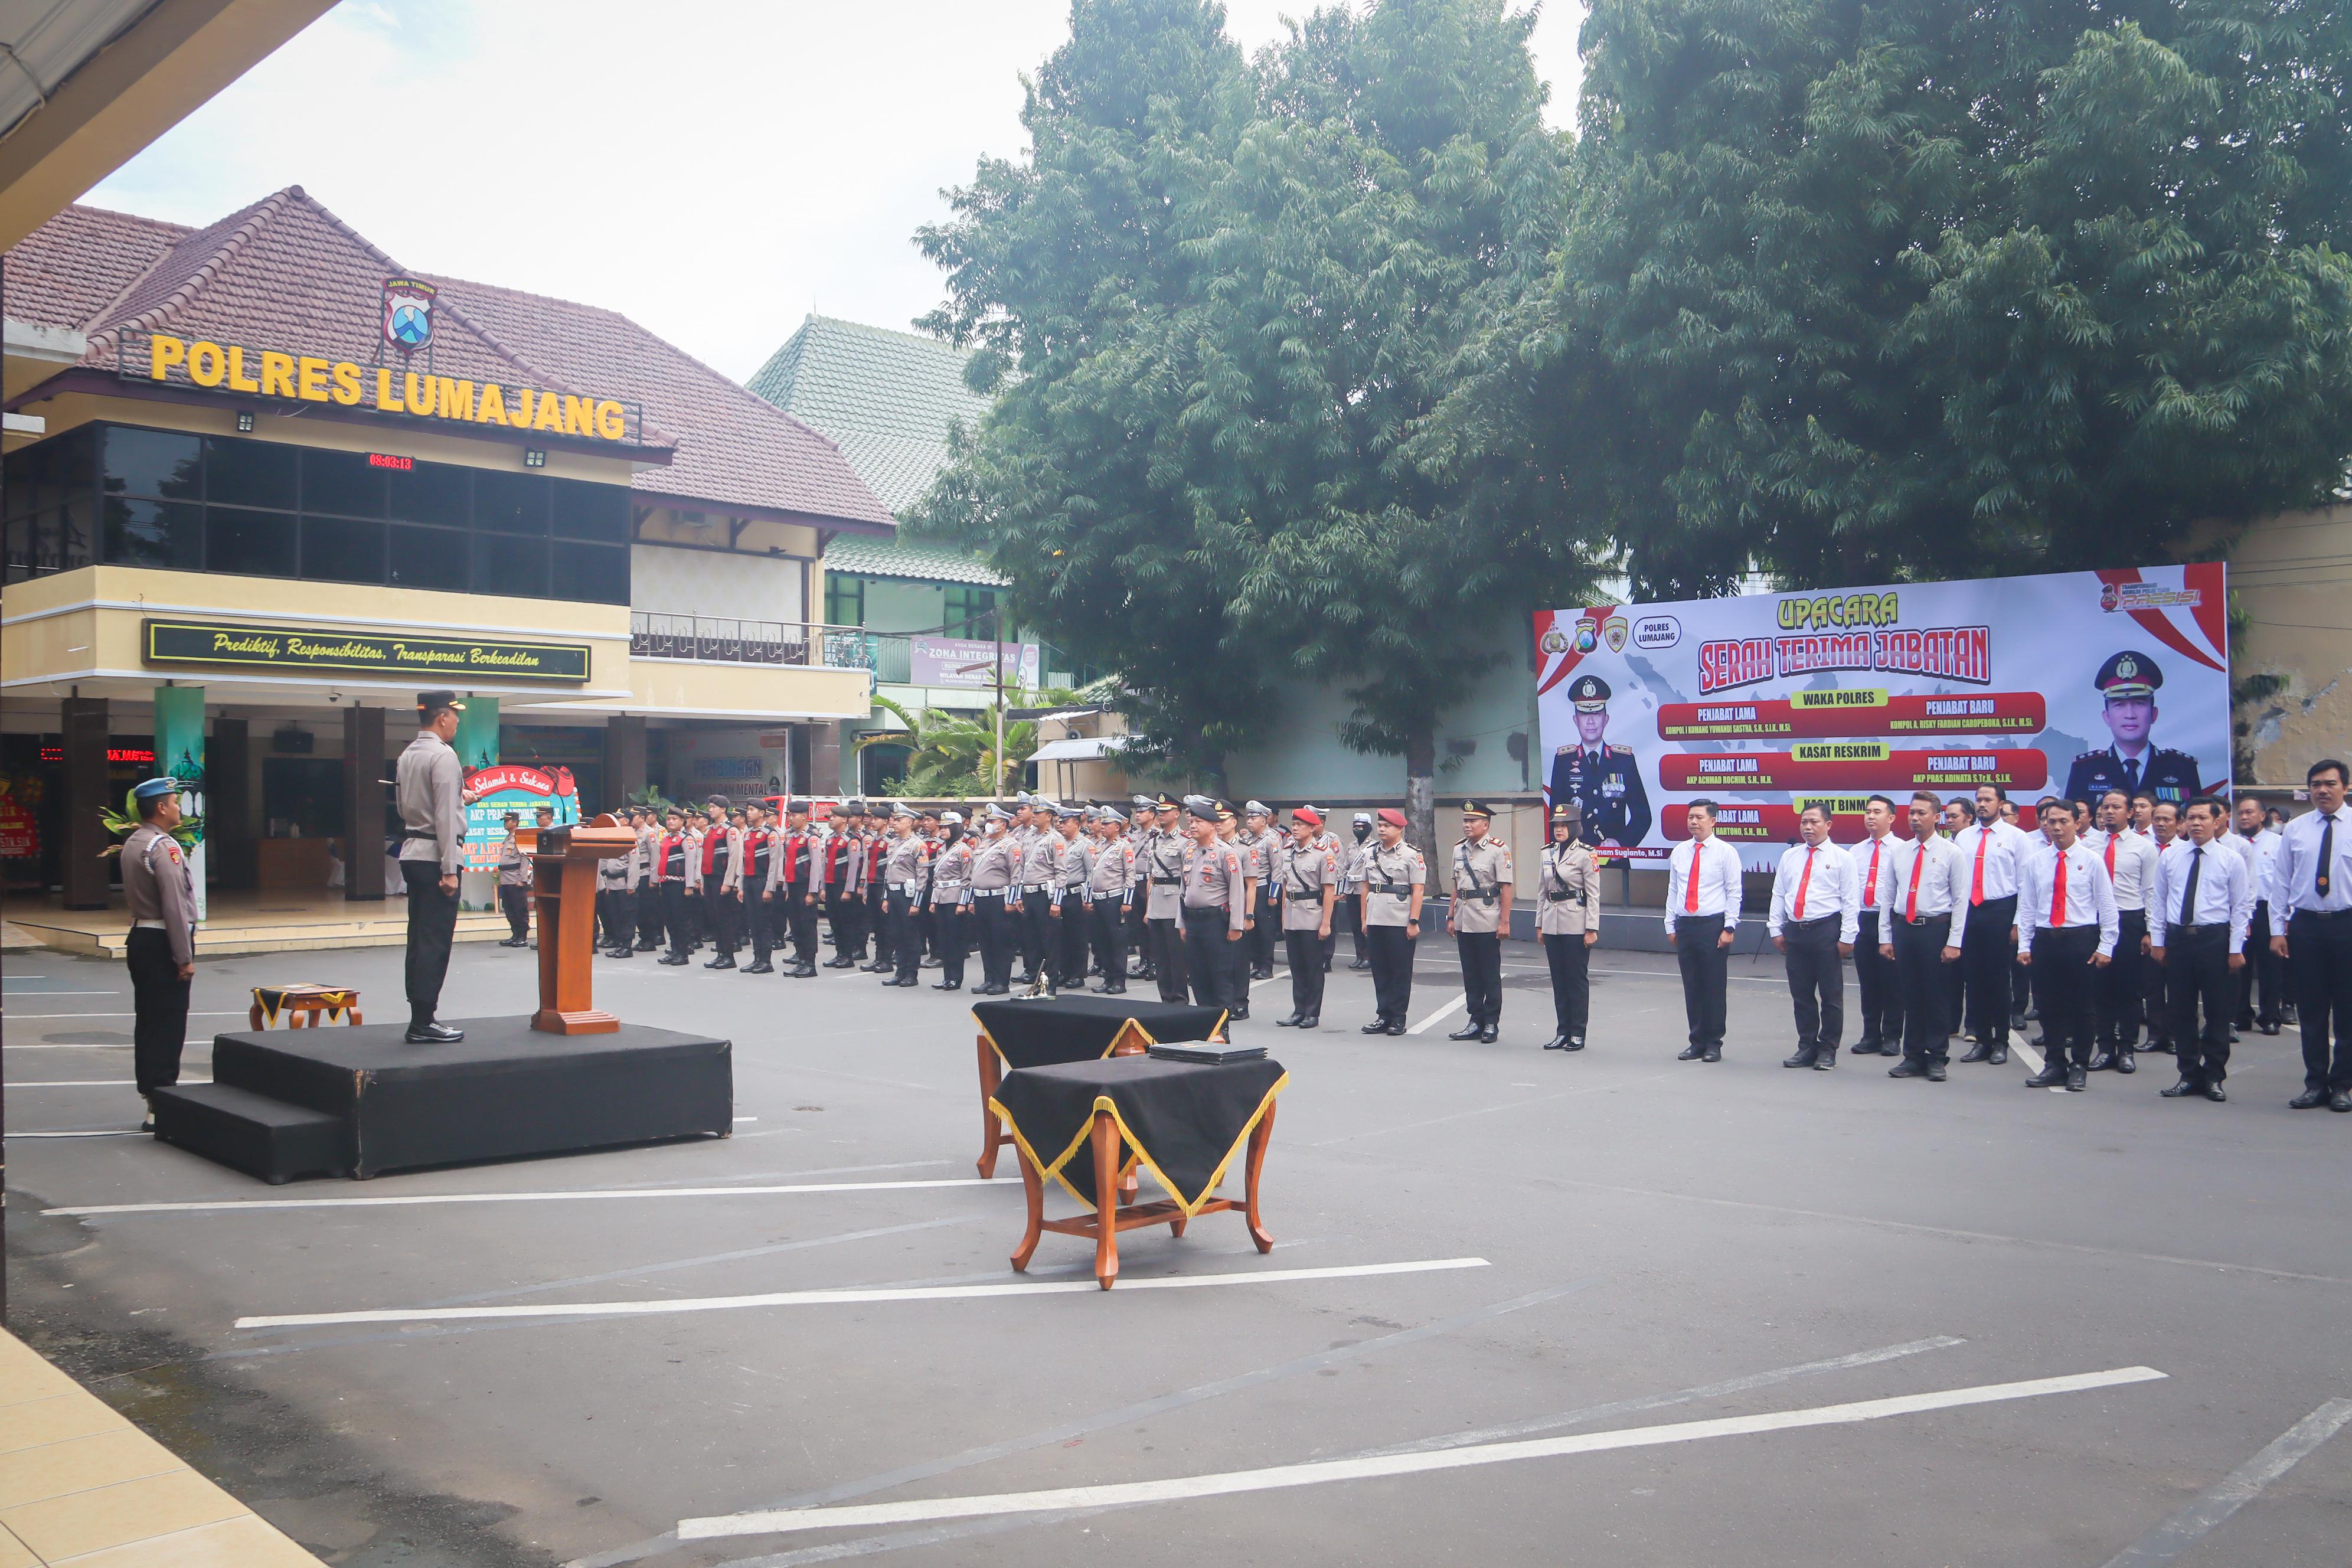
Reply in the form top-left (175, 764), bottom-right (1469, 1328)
top-left (129, 333), bottom-right (635, 443)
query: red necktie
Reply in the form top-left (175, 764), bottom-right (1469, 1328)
top-left (1970, 829), bottom-right (1989, 906)
top-left (2103, 835), bottom-right (2116, 876)
top-left (2049, 849), bottom-right (2068, 927)
top-left (1905, 844), bottom-right (1920, 922)
top-left (1866, 839), bottom-right (1883, 903)
top-left (1685, 844), bottom-right (1701, 913)
top-left (1792, 847), bottom-right (1815, 919)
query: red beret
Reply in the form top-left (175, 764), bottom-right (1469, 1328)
top-left (1292, 805), bottom-right (1323, 826)
top-left (1376, 808), bottom-right (1407, 828)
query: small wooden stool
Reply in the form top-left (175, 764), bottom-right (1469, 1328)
top-left (249, 985), bottom-right (362, 1031)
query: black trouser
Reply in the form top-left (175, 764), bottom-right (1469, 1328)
top-left (498, 883), bottom-right (530, 942)
top-left (2030, 925), bottom-right (2099, 1069)
top-left (2143, 921), bottom-right (2173, 1046)
top-left (1456, 927), bottom-right (1503, 1027)
top-left (1182, 906), bottom-right (1244, 1017)
top-left (1853, 910), bottom-right (1899, 1045)
top-left (1366, 922), bottom-right (1416, 1024)
top-left (1021, 894), bottom-right (1053, 981)
top-left (2012, 947), bottom-right (2033, 1023)
top-left (935, 906), bottom-right (968, 985)
top-left (1250, 886), bottom-right (1278, 974)
top-left (1285, 929), bottom-right (1326, 1018)
top-left (707, 889), bottom-right (742, 956)
top-left (661, 881), bottom-right (690, 959)
top-left (126, 926), bottom-right (191, 1096)
top-left (1126, 896), bottom-right (1152, 972)
top-left (1942, 939), bottom-right (1967, 1034)
top-left (636, 882), bottom-right (661, 947)
top-left (1339, 892), bottom-right (1368, 962)
top-left (786, 888), bottom-right (819, 962)
top-left (2097, 909), bottom-right (2147, 1048)
top-left (2238, 901), bottom-right (2282, 1025)
top-left (2164, 925), bottom-right (2235, 1084)
top-left (2288, 908), bottom-right (2352, 1093)
top-left (1674, 913), bottom-right (1728, 1049)
top-left (1961, 896), bottom-right (2018, 1046)
top-left (1149, 916), bottom-right (1187, 1002)
top-left (1781, 915), bottom-right (1844, 1053)
top-left (1057, 897), bottom-right (1090, 985)
top-left (746, 890), bottom-right (774, 963)
top-left (1892, 913), bottom-right (1954, 1065)
top-left (603, 886), bottom-right (636, 950)
top-left (824, 886), bottom-right (857, 960)
top-left (402, 860), bottom-right (460, 1028)
top-left (976, 896), bottom-right (1017, 989)
top-left (1543, 931), bottom-right (1590, 1040)
top-left (886, 890), bottom-right (920, 982)
top-left (1092, 901), bottom-right (1129, 986)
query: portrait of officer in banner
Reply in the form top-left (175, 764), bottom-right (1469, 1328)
top-left (1549, 674), bottom-right (1651, 849)
top-left (2062, 649), bottom-right (2202, 806)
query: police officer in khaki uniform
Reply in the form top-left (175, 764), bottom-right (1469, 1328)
top-left (880, 804), bottom-right (929, 986)
top-left (1446, 801), bottom-right (1514, 1043)
top-left (1087, 808), bottom-right (1136, 993)
top-left (968, 805), bottom-right (1023, 995)
top-left (1142, 796), bottom-right (1191, 1002)
top-left (1359, 809), bottom-right (1426, 1035)
top-left (122, 776), bottom-right (197, 1128)
top-left (1536, 802), bottom-right (1599, 1050)
top-left (598, 809), bottom-right (639, 958)
top-left (396, 691), bottom-right (470, 1044)
top-left (1180, 795), bottom-right (1249, 1023)
top-left (1243, 802), bottom-right (1282, 979)
top-left (1275, 805), bottom-right (1336, 1028)
top-left (496, 812), bottom-right (533, 946)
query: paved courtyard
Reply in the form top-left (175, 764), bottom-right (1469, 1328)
top-left (6, 934), bottom-right (2349, 1566)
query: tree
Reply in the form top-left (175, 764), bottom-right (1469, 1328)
top-left (1468, 0), bottom-right (2352, 597)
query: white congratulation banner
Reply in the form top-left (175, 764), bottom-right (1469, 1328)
top-left (1533, 564), bottom-right (2230, 872)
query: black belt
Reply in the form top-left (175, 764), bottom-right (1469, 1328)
top-left (1785, 914), bottom-right (1838, 927)
top-left (2173, 922), bottom-right (2227, 934)
top-left (1458, 889), bottom-right (1498, 903)
top-left (1371, 881), bottom-right (1411, 896)
top-left (1899, 912), bottom-right (1948, 926)
top-left (1151, 876), bottom-right (1180, 886)
top-left (2293, 906), bottom-right (2352, 921)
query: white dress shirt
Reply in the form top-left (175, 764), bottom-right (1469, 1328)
top-left (1876, 833), bottom-right (1965, 921)
top-left (2270, 805), bottom-right (2352, 914)
top-left (1852, 834), bottom-right (1897, 926)
top-left (2014, 841), bottom-right (2120, 957)
top-left (2083, 827), bottom-right (2160, 912)
top-left (2148, 836), bottom-right (2255, 952)
top-left (1664, 835), bottom-right (1744, 932)
top-left (1767, 840), bottom-right (1859, 945)
top-left (2239, 828), bottom-right (2282, 908)
top-left (1951, 818), bottom-right (2036, 904)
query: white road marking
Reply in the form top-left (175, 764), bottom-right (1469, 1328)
top-left (0, 989), bottom-right (120, 995)
top-left (2099, 1397), bottom-right (2352, 1567)
top-left (45, 1175), bottom-right (1005, 1219)
top-left (9, 1129), bottom-right (143, 1139)
top-left (675, 1365), bottom-right (2165, 1540)
top-left (6, 1079), bottom-right (209, 1089)
top-left (2012, 1038), bottom-right (2046, 1075)
top-left (733, 1116), bottom-right (759, 1123)
top-left (4, 1011), bottom-right (248, 1020)
top-left (234, 1257), bottom-right (1491, 1331)
top-left (1407, 992), bottom-right (1468, 1035)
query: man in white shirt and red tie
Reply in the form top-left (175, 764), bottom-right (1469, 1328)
top-left (1952, 784), bottom-right (2037, 1065)
top-left (1665, 800), bottom-right (1743, 1062)
top-left (2147, 798), bottom-right (2253, 1101)
top-left (1768, 805), bottom-right (1858, 1070)
top-left (1847, 795), bottom-right (1905, 1056)
top-left (2272, 757), bottom-right (2352, 1110)
top-left (2015, 800), bottom-right (2121, 1092)
top-left (2231, 793), bottom-right (2286, 1035)
top-left (2083, 788), bottom-right (2160, 1073)
top-left (1877, 791), bottom-right (1965, 1079)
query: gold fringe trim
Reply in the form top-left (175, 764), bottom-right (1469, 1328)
top-left (987, 1070), bottom-right (1288, 1218)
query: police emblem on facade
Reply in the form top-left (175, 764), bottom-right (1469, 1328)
top-left (1540, 626), bottom-right (1569, 655)
top-left (382, 277), bottom-right (437, 350)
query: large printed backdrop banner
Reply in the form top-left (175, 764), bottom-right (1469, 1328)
top-left (1533, 565), bottom-right (2230, 873)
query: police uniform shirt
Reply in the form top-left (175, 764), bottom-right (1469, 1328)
top-left (2063, 744), bottom-right (2201, 808)
top-left (498, 834), bottom-right (533, 887)
top-left (2148, 837), bottom-right (2254, 952)
top-left (1340, 837), bottom-right (1370, 893)
top-left (884, 833), bottom-right (929, 894)
top-left (1089, 837), bottom-right (1136, 902)
top-left (969, 832), bottom-right (1019, 894)
top-left (1876, 834), bottom-right (1964, 920)
top-left (1021, 829), bottom-right (1060, 893)
top-left (2239, 828), bottom-right (2283, 906)
top-left (694, 822), bottom-right (742, 894)
top-left (1536, 841), bottom-right (1598, 936)
top-left (395, 729), bottom-right (466, 876)
top-left (1181, 839), bottom-right (1249, 932)
top-left (1450, 837), bottom-right (1513, 934)
top-left (2015, 841), bottom-right (2121, 956)
top-left (1549, 742), bottom-right (1651, 847)
top-left (1276, 839), bottom-right (1333, 930)
top-left (932, 837), bottom-right (975, 906)
top-left (656, 830), bottom-right (689, 882)
top-left (1246, 828), bottom-right (1280, 886)
top-left (1663, 837), bottom-right (1743, 930)
top-left (2268, 804), bottom-right (2352, 913)
top-left (1144, 829), bottom-right (1188, 920)
top-left (121, 822), bottom-right (197, 965)
top-left (1054, 834), bottom-right (1093, 907)
top-left (1767, 839), bottom-right (1860, 946)
top-left (1360, 841), bottom-right (1426, 927)
top-left (2082, 827), bottom-right (2159, 912)
top-left (1951, 818), bottom-right (2036, 901)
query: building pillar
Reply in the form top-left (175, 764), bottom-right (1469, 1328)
top-left (210, 717), bottom-right (251, 890)
top-left (343, 704), bottom-right (386, 901)
top-left (814, 723), bottom-right (844, 799)
top-left (61, 696), bottom-right (109, 909)
top-left (604, 716), bottom-right (647, 811)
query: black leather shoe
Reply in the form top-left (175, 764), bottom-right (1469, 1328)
top-left (1782, 1050), bottom-right (1819, 1069)
top-left (2258, 1021), bottom-right (2281, 1035)
top-left (1276, 1014), bottom-right (1304, 1028)
top-left (1349, 959), bottom-right (1373, 972)
top-left (1541, 1034), bottom-right (1567, 1050)
top-left (1959, 1043), bottom-right (1992, 1064)
top-left (1925, 1063), bottom-right (1947, 1081)
top-left (2333, 1093), bottom-right (2352, 1113)
top-left (1677, 1044), bottom-right (1706, 1061)
top-left (1850, 1038), bottom-right (1883, 1056)
top-left (1988, 1048), bottom-right (2008, 1066)
top-left (788, 961), bottom-right (816, 978)
top-left (743, 961), bottom-right (774, 975)
top-left (2204, 1083), bottom-right (2227, 1102)
top-left (822, 956), bottom-right (853, 968)
top-left (2024, 1065), bottom-right (2067, 1088)
top-left (1564, 1037), bottom-right (1585, 1051)
top-left (2066, 1066), bottom-right (2087, 1092)
top-left (2084, 1051), bottom-right (2114, 1072)
top-left (2160, 1079), bottom-right (2202, 1097)
top-left (1889, 1060), bottom-right (1925, 1078)
top-left (1813, 1052), bottom-right (1836, 1070)
top-left (1103, 983), bottom-right (1128, 994)
top-left (406, 1022), bottom-right (463, 1044)
top-left (932, 981), bottom-right (961, 991)
top-left (1384, 1022), bottom-right (1406, 1036)
top-left (705, 956), bottom-right (736, 969)
top-left (1230, 1005), bottom-right (1249, 1021)
top-left (2289, 1088), bottom-right (2329, 1108)
top-left (1702, 1046), bottom-right (1722, 1063)
top-left (1479, 1025), bottom-right (1498, 1044)
top-left (879, 976), bottom-right (907, 986)
top-left (2115, 1051), bottom-right (2137, 1074)
top-left (1297, 1015), bottom-right (1318, 1030)
top-left (658, 953), bottom-right (688, 965)
top-left (1448, 1023), bottom-right (1483, 1041)
top-left (1361, 1020), bottom-right (1390, 1034)
top-left (2229, 1027), bottom-right (2241, 1043)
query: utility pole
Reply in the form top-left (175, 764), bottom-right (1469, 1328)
top-left (992, 607), bottom-right (1006, 804)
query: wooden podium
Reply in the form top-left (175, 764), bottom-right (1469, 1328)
top-left (526, 814), bottom-right (638, 1035)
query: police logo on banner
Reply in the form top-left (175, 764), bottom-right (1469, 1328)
top-left (382, 277), bottom-right (436, 350)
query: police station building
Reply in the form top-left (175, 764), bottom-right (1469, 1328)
top-left (1, 187), bottom-right (894, 929)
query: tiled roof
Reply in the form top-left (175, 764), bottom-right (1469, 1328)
top-left (822, 534), bottom-right (1006, 587)
top-left (1, 203), bottom-right (188, 332)
top-left (746, 314), bottom-right (991, 514)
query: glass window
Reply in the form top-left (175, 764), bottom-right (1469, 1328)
top-left (103, 498), bottom-right (203, 570)
top-left (301, 449), bottom-right (387, 518)
top-left (2, 440), bottom-right (41, 519)
top-left (943, 586), bottom-right (996, 638)
top-left (474, 471), bottom-right (547, 535)
top-left (204, 438), bottom-right (298, 510)
top-left (301, 517), bottom-right (387, 584)
top-left (390, 524), bottom-right (468, 592)
top-left (551, 478), bottom-right (629, 542)
top-left (21, 511), bottom-right (58, 576)
top-left (102, 427), bottom-right (202, 502)
top-left (825, 574), bottom-right (865, 627)
top-left (552, 543), bottom-right (629, 604)
top-left (473, 531), bottom-right (548, 596)
top-left (387, 460), bottom-right (469, 524)
top-left (3, 512), bottom-right (28, 580)
top-left (55, 488), bottom-right (94, 572)
top-left (204, 508), bottom-right (296, 576)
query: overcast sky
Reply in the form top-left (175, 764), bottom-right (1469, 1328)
top-left (86, 1), bottom-right (1583, 384)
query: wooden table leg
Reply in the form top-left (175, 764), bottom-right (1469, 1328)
top-left (347, 1008), bottom-right (362, 1027)
top-left (1243, 1102), bottom-right (1276, 1253)
top-left (1011, 1141), bottom-right (1044, 1272)
top-left (976, 1034), bottom-right (1004, 1178)
top-left (1092, 1109), bottom-right (1120, 1289)
top-left (247, 1004), bottom-right (264, 1030)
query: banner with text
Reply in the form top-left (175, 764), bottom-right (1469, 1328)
top-left (908, 636), bottom-right (1040, 691)
top-left (1533, 564), bottom-right (2230, 871)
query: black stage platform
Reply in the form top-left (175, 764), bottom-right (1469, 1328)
top-left (152, 1017), bottom-right (732, 1183)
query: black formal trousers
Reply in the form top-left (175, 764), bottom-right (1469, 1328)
top-left (786, 887), bottom-right (820, 963)
top-left (1674, 913), bottom-right (1729, 1049)
top-left (2096, 909), bottom-right (2146, 1048)
top-left (1021, 894), bottom-right (1054, 982)
top-left (1456, 929), bottom-right (1503, 1027)
top-left (1090, 901), bottom-right (1129, 987)
top-left (2012, 945), bottom-right (2033, 1024)
top-left (604, 887), bottom-right (636, 950)
top-left (498, 883), bottom-right (530, 942)
top-left (2142, 923), bottom-right (2173, 1046)
top-left (1056, 897), bottom-right (1089, 985)
top-left (1960, 896), bottom-right (2018, 1045)
top-left (745, 891), bottom-right (773, 963)
top-left (935, 906), bottom-right (969, 986)
top-left (2288, 908), bottom-right (2352, 1093)
top-left (824, 886), bottom-right (857, 961)
top-left (1365, 923), bottom-right (1416, 1024)
top-left (2237, 901), bottom-right (2282, 1026)
top-left (2029, 925), bottom-right (2099, 1069)
top-left (1284, 929), bottom-right (1327, 1018)
top-left (125, 926), bottom-right (190, 1095)
top-left (706, 888), bottom-right (742, 957)
top-left (401, 860), bottom-right (460, 1028)
top-left (1182, 906), bottom-right (1244, 1018)
top-left (1892, 912), bottom-right (1954, 1065)
top-left (887, 890), bottom-right (922, 982)
top-left (1942, 939), bottom-right (1967, 1034)
top-left (1853, 910), bottom-right (1900, 1046)
top-left (1338, 891), bottom-right (1368, 962)
top-left (1149, 917), bottom-right (1188, 1002)
top-left (1542, 932), bottom-right (1590, 1040)
top-left (1781, 916), bottom-right (1844, 1052)
top-left (660, 881), bottom-right (690, 961)
top-left (2164, 925), bottom-right (2235, 1083)
top-left (1126, 894), bottom-right (1151, 972)
top-left (968, 896), bottom-right (1011, 989)
top-left (1250, 886), bottom-right (1278, 974)
top-left (635, 882), bottom-right (661, 948)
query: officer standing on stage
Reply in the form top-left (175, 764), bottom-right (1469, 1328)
top-left (122, 776), bottom-right (197, 1129)
top-left (495, 812), bottom-right (533, 946)
top-left (396, 691), bottom-right (469, 1044)
top-left (1445, 802), bottom-right (1514, 1044)
top-left (1358, 809), bottom-right (1426, 1035)
top-left (2063, 651), bottom-right (2203, 807)
top-left (1535, 803), bottom-right (1598, 1051)
top-left (1549, 675), bottom-right (1651, 850)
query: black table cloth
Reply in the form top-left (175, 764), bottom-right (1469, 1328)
top-left (972, 995), bottom-right (1226, 1070)
top-left (989, 1054), bottom-right (1286, 1214)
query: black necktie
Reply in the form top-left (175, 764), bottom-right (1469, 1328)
top-left (2319, 814), bottom-right (2335, 900)
top-left (2124, 756), bottom-right (2139, 792)
top-left (2180, 845), bottom-right (2203, 925)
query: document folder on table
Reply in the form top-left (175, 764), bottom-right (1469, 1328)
top-left (1146, 1041), bottom-right (1268, 1065)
